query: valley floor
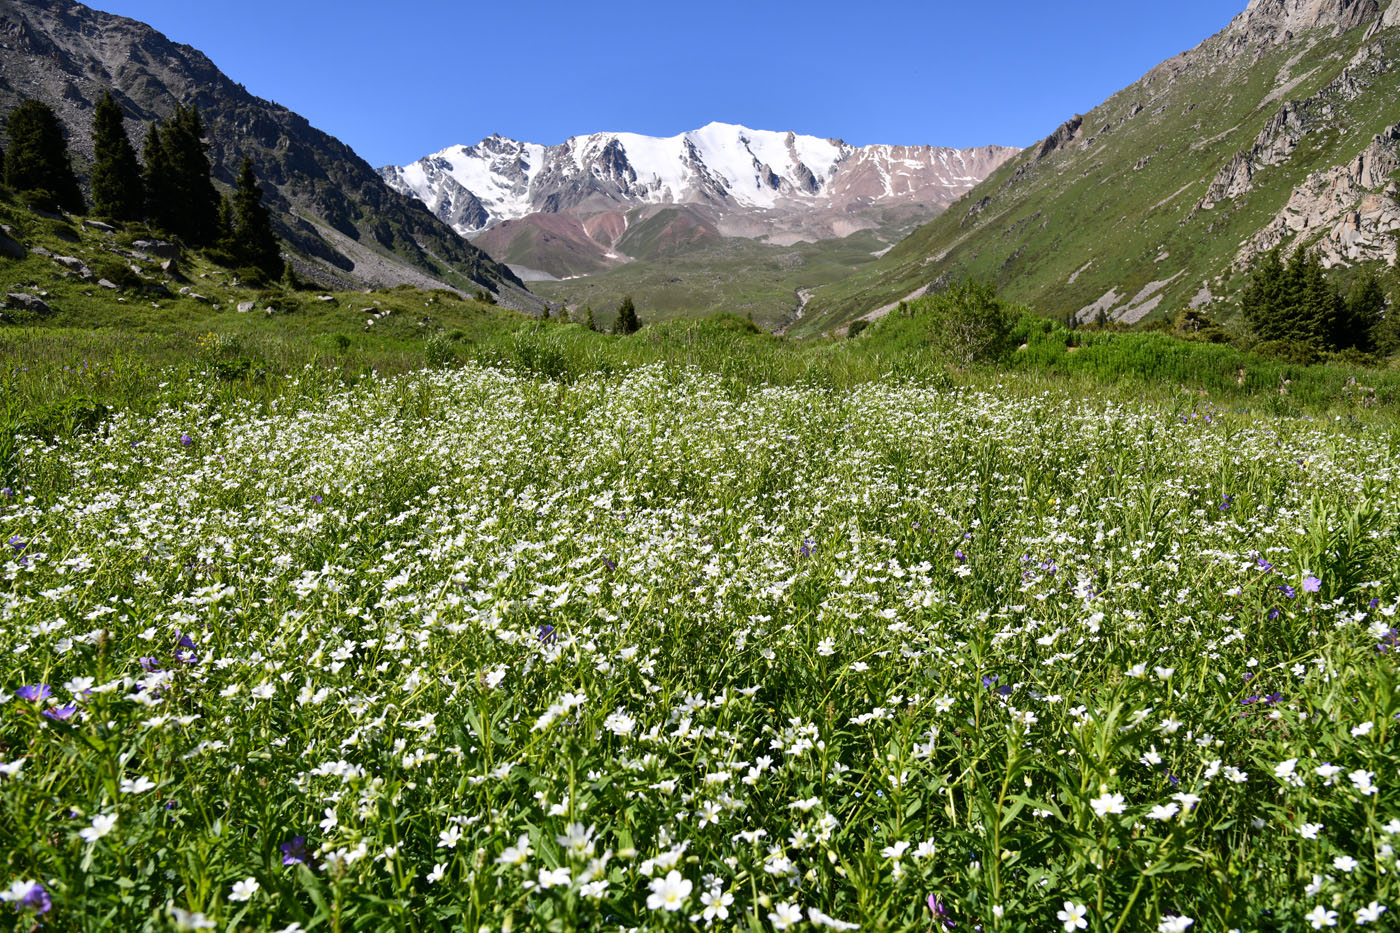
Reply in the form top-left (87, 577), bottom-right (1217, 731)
top-left (2, 361), bottom-right (1398, 931)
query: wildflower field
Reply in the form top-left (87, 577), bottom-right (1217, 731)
top-left (1, 363), bottom-right (1398, 932)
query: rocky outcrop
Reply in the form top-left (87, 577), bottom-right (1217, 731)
top-left (1240, 124), bottom-right (1400, 266)
top-left (1196, 53), bottom-right (1386, 213)
top-left (1232, 0), bottom-right (1383, 44)
top-left (1035, 115), bottom-right (1084, 162)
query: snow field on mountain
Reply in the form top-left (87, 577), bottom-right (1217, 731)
top-left (2, 365), bottom-right (1398, 931)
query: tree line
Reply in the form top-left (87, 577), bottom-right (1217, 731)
top-left (1241, 244), bottom-right (1395, 356)
top-left (2, 94), bottom-right (282, 280)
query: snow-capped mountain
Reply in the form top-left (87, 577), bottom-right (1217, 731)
top-left (379, 124), bottom-right (1017, 278)
top-left (383, 123), bottom-right (1015, 234)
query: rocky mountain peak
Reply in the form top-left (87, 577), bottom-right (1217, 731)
top-left (1234, 0), bottom-right (1383, 40)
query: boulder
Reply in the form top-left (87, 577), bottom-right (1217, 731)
top-left (0, 229), bottom-right (25, 260)
top-left (5, 292), bottom-right (53, 314)
top-left (83, 220), bottom-right (117, 233)
top-left (237, 301), bottom-right (255, 313)
top-left (97, 279), bottom-right (119, 290)
top-left (131, 239), bottom-right (181, 260)
top-left (53, 255), bottom-right (92, 276)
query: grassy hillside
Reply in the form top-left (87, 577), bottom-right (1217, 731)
top-left (799, 8), bottom-right (1400, 336)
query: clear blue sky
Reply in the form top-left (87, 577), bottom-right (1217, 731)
top-left (91, 0), bottom-right (1248, 167)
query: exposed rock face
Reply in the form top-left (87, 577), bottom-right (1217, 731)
top-left (381, 124), bottom-right (1017, 277)
top-left (1231, 0), bottom-right (1382, 44)
top-left (0, 0), bottom-right (536, 306)
top-left (1035, 115), bottom-right (1084, 162)
top-left (1243, 124), bottom-right (1400, 266)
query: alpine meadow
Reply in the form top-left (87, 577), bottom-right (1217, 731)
top-left (2, 1), bottom-right (1400, 932)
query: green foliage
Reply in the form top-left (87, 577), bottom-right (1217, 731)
top-left (866, 280), bottom-right (1019, 366)
top-left (423, 332), bottom-right (456, 368)
top-left (230, 156), bottom-right (283, 280)
top-left (89, 91), bottom-right (145, 222)
top-left (1242, 247), bottom-right (1383, 353)
top-left (613, 295), bottom-right (640, 335)
top-left (143, 106), bottom-right (223, 245)
top-left (3, 99), bottom-right (84, 213)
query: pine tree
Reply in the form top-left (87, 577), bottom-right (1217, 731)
top-left (1241, 247), bottom-right (1287, 341)
top-left (3, 99), bottom-right (84, 213)
top-left (1344, 270), bottom-right (1387, 353)
top-left (231, 156), bottom-right (282, 279)
top-left (584, 305), bottom-right (596, 331)
top-left (1374, 293), bottom-right (1400, 358)
top-left (142, 121), bottom-right (175, 230)
top-left (145, 106), bottom-right (222, 245)
top-left (1296, 252), bottom-right (1341, 348)
top-left (89, 91), bottom-right (144, 221)
top-left (614, 295), bottom-right (640, 335)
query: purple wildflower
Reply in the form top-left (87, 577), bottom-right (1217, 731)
top-left (311, 494), bottom-right (323, 504)
top-left (1301, 576), bottom-right (1321, 593)
top-left (139, 657), bottom-right (162, 673)
top-left (1278, 584), bottom-right (1296, 599)
top-left (927, 894), bottom-right (955, 928)
top-left (799, 539), bottom-right (814, 558)
top-left (174, 633), bottom-right (199, 664)
top-left (954, 549), bottom-right (966, 563)
top-left (537, 624), bottom-right (557, 646)
top-left (280, 835), bottom-right (309, 866)
top-left (179, 434), bottom-right (192, 447)
top-left (42, 705), bottom-right (77, 722)
top-left (12, 882), bottom-right (51, 914)
top-left (15, 684), bottom-right (51, 702)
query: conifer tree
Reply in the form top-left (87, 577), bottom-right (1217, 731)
top-left (231, 156), bottom-right (282, 279)
top-left (614, 295), bottom-right (640, 335)
top-left (1241, 247), bottom-right (1287, 341)
top-left (584, 305), bottom-right (596, 331)
top-left (144, 106), bottom-right (221, 244)
top-left (89, 91), bottom-right (144, 221)
top-left (1344, 270), bottom-right (1387, 353)
top-left (1296, 252), bottom-right (1341, 348)
top-left (3, 99), bottom-right (84, 213)
top-left (142, 121), bottom-right (175, 230)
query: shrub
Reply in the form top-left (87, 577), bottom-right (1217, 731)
top-left (424, 332), bottom-right (456, 368)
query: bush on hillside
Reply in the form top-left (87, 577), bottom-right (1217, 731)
top-left (905, 280), bottom-right (1018, 366)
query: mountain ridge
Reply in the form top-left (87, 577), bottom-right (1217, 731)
top-left (796, 0), bottom-right (1400, 335)
top-left (0, 0), bottom-right (539, 308)
top-left (381, 124), bottom-right (1017, 279)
